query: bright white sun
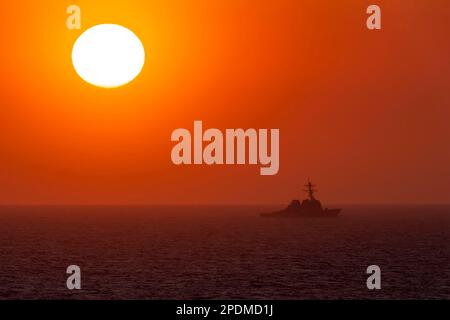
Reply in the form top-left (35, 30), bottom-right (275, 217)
top-left (72, 24), bottom-right (145, 88)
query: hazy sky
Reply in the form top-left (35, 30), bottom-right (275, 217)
top-left (0, 0), bottom-right (449, 204)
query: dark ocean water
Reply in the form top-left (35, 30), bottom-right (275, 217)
top-left (0, 205), bottom-right (449, 300)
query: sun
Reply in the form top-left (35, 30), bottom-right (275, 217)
top-left (72, 24), bottom-right (145, 88)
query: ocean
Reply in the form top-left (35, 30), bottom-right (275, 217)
top-left (0, 205), bottom-right (448, 299)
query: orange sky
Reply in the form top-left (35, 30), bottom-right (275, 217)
top-left (0, 0), bottom-right (449, 205)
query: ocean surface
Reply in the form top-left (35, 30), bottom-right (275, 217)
top-left (0, 205), bottom-right (448, 300)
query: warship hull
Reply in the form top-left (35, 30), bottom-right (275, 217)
top-left (260, 208), bottom-right (341, 218)
top-left (261, 181), bottom-right (341, 218)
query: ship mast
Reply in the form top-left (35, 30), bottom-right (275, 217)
top-left (303, 180), bottom-right (317, 200)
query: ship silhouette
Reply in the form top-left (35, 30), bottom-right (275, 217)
top-left (261, 181), bottom-right (341, 218)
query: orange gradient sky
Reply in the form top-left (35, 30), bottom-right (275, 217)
top-left (0, 0), bottom-right (449, 205)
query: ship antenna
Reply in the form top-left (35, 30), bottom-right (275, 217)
top-left (303, 179), bottom-right (317, 200)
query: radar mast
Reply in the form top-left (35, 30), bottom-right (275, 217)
top-left (303, 180), bottom-right (317, 200)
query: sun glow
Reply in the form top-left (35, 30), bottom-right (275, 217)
top-left (72, 24), bottom-right (145, 88)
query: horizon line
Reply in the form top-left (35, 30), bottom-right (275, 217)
top-left (1, 203), bottom-right (450, 207)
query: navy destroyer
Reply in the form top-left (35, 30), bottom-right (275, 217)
top-left (261, 181), bottom-right (341, 218)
